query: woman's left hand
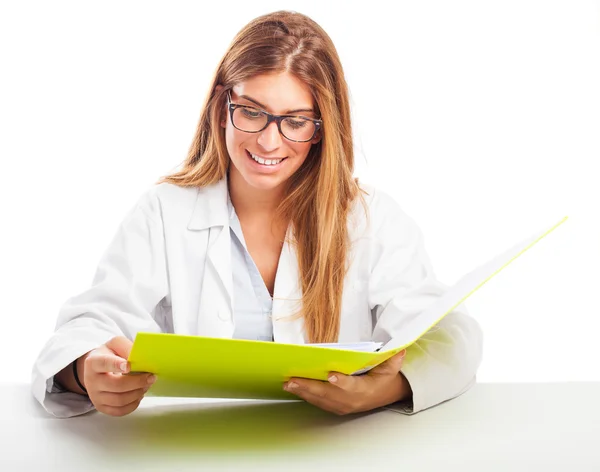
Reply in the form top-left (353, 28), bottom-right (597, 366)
top-left (283, 350), bottom-right (411, 415)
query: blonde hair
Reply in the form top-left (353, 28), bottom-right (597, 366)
top-left (157, 10), bottom-right (366, 343)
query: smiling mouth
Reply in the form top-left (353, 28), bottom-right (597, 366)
top-left (246, 150), bottom-right (288, 166)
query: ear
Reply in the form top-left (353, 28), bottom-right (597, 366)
top-left (311, 130), bottom-right (322, 145)
top-left (215, 84), bottom-right (227, 128)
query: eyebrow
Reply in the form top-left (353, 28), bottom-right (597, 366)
top-left (238, 94), bottom-right (315, 115)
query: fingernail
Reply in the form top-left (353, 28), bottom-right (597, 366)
top-left (120, 362), bottom-right (129, 373)
top-left (328, 375), bottom-right (338, 383)
top-left (287, 381), bottom-right (298, 390)
top-left (147, 375), bottom-right (156, 384)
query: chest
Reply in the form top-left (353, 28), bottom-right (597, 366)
top-left (240, 222), bottom-right (286, 296)
top-left (167, 215), bottom-right (373, 342)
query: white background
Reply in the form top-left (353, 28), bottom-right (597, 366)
top-left (1, 1), bottom-right (598, 384)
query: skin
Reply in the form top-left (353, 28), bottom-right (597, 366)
top-left (55, 71), bottom-right (411, 417)
top-left (219, 72), bottom-right (322, 296)
top-left (55, 336), bottom-right (154, 417)
top-left (221, 71), bottom-right (321, 216)
top-left (284, 350), bottom-right (410, 415)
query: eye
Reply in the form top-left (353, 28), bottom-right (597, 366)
top-left (285, 118), bottom-right (309, 129)
top-left (240, 107), bottom-right (263, 119)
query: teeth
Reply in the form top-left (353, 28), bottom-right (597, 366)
top-left (250, 153), bottom-right (283, 166)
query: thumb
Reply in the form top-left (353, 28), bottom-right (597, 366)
top-left (87, 345), bottom-right (130, 374)
top-left (371, 349), bottom-right (406, 375)
top-left (105, 336), bottom-right (134, 362)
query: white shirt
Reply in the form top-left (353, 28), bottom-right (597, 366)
top-left (32, 179), bottom-right (483, 418)
top-left (227, 191), bottom-right (274, 342)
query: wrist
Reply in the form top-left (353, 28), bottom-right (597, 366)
top-left (396, 372), bottom-right (413, 403)
top-left (383, 372), bottom-right (412, 407)
top-left (74, 353), bottom-right (91, 395)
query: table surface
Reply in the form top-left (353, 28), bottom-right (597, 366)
top-left (2, 382), bottom-right (599, 471)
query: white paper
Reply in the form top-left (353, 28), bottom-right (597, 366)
top-left (308, 342), bottom-right (383, 352)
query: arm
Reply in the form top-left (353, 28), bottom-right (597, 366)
top-left (31, 188), bottom-right (170, 417)
top-left (368, 189), bottom-right (483, 414)
top-left (54, 356), bottom-right (88, 396)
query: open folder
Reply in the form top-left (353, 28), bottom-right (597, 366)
top-left (128, 216), bottom-right (568, 400)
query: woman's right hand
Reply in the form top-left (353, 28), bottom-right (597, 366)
top-left (80, 336), bottom-right (156, 417)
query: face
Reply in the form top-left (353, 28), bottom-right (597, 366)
top-left (221, 71), bottom-right (321, 193)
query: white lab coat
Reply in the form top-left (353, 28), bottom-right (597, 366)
top-left (31, 178), bottom-right (483, 418)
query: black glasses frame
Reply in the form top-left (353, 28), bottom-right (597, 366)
top-left (226, 91), bottom-right (322, 143)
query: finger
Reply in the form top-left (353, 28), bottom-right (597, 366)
top-left (285, 379), bottom-right (365, 415)
top-left (87, 353), bottom-right (130, 374)
top-left (95, 372), bottom-right (156, 393)
top-left (371, 350), bottom-right (406, 376)
top-left (98, 397), bottom-right (143, 417)
top-left (290, 389), bottom-right (355, 416)
top-left (105, 336), bottom-right (134, 360)
top-left (326, 371), bottom-right (362, 392)
top-left (97, 387), bottom-right (148, 408)
top-left (285, 378), bottom-right (334, 399)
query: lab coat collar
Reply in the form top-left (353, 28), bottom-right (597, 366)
top-left (187, 178), bottom-right (229, 230)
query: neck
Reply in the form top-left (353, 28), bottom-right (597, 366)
top-left (227, 169), bottom-right (285, 218)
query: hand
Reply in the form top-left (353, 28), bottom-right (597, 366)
top-left (283, 350), bottom-right (411, 415)
top-left (80, 336), bottom-right (156, 417)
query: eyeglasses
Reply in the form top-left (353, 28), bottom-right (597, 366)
top-left (226, 91), bottom-right (322, 143)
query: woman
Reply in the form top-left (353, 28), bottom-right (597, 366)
top-left (32, 10), bottom-right (482, 418)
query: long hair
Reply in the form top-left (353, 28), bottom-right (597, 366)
top-left (157, 10), bottom-right (366, 343)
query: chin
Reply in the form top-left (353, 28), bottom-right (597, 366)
top-left (245, 175), bottom-right (286, 191)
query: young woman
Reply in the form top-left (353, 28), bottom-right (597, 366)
top-left (32, 10), bottom-right (482, 418)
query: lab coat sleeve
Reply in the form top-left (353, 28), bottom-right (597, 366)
top-left (367, 189), bottom-right (483, 415)
top-left (31, 189), bottom-right (169, 418)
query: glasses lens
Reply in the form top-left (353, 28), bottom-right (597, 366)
top-left (232, 107), bottom-right (268, 132)
top-left (281, 117), bottom-right (316, 142)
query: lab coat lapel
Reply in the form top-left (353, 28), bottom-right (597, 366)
top-left (198, 224), bottom-right (234, 335)
top-left (272, 225), bottom-right (306, 344)
top-left (188, 179), bottom-right (235, 338)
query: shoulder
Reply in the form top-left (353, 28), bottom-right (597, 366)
top-left (132, 182), bottom-right (201, 222)
top-left (154, 182), bottom-right (200, 207)
top-left (351, 182), bottom-right (419, 236)
top-left (358, 183), bottom-right (401, 211)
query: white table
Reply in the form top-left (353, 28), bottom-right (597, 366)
top-left (2, 382), bottom-right (599, 471)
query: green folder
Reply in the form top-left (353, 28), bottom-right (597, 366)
top-left (128, 216), bottom-right (568, 400)
top-left (128, 335), bottom-right (402, 400)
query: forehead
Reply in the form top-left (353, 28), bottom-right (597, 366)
top-left (232, 72), bottom-right (314, 114)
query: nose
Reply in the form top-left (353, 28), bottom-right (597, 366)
top-left (256, 121), bottom-right (283, 152)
